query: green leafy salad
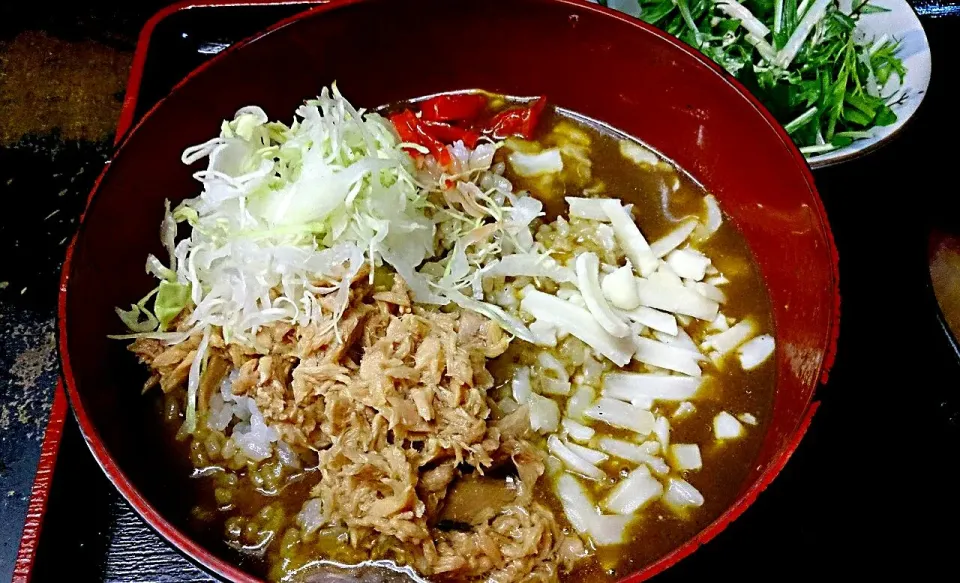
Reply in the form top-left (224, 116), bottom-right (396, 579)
top-left (602, 0), bottom-right (907, 155)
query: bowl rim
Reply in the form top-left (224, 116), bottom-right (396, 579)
top-left (57, 0), bottom-right (841, 581)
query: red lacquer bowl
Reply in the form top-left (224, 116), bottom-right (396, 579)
top-left (58, 0), bottom-right (839, 581)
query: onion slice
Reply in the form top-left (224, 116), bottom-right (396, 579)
top-left (603, 372), bottom-right (700, 402)
top-left (585, 398), bottom-right (656, 435)
top-left (603, 200), bottom-right (659, 277)
top-left (619, 306), bottom-right (677, 335)
top-left (635, 278), bottom-right (719, 321)
top-left (566, 196), bottom-right (619, 221)
top-left (693, 195), bottom-right (722, 241)
top-left (554, 473), bottom-right (597, 534)
top-left (633, 337), bottom-right (702, 377)
top-left (650, 220), bottom-right (698, 258)
top-left (598, 437), bottom-right (670, 476)
top-left (620, 140), bottom-right (659, 166)
top-left (549, 435), bottom-right (606, 480)
top-left (701, 320), bottom-right (756, 356)
top-left (562, 418), bottom-right (596, 442)
top-left (521, 290), bottom-right (635, 366)
top-left (566, 441), bottom-right (609, 465)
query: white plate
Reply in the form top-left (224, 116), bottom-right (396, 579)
top-left (807, 0), bottom-right (931, 168)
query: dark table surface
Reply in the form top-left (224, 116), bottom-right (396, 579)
top-left (2, 1), bottom-right (960, 581)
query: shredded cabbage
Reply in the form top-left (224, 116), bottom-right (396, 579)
top-left (167, 84), bottom-right (435, 345)
top-left (155, 281), bottom-right (191, 331)
top-left (119, 85), bottom-right (553, 345)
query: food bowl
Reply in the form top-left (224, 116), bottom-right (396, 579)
top-left (58, 0), bottom-right (840, 581)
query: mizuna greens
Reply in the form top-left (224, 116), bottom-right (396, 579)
top-left (604, 0), bottom-right (907, 154)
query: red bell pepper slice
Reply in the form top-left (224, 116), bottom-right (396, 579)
top-left (389, 109), bottom-right (451, 165)
top-left (421, 120), bottom-right (481, 149)
top-left (420, 93), bottom-right (488, 123)
top-left (481, 96), bottom-right (548, 140)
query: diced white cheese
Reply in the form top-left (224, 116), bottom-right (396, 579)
top-left (663, 477), bottom-right (705, 511)
top-left (509, 148), bottom-right (563, 176)
top-left (701, 320), bottom-right (756, 356)
top-left (512, 366), bottom-right (533, 403)
top-left (689, 281), bottom-right (727, 303)
top-left (651, 263), bottom-right (684, 287)
top-left (529, 394), bottom-right (561, 434)
top-left (562, 418), bottom-right (596, 442)
top-left (566, 196), bottom-right (619, 221)
top-left (673, 401), bottom-right (696, 418)
top-left (529, 319), bottom-right (558, 347)
top-left (738, 412), bottom-right (758, 426)
top-left (601, 265), bottom-right (641, 310)
top-left (669, 444), bottom-right (703, 471)
top-left (601, 465), bottom-right (664, 514)
top-left (566, 385), bottom-right (596, 421)
top-left (666, 248), bottom-right (711, 281)
top-left (554, 472), bottom-right (633, 547)
top-left (485, 253), bottom-right (576, 284)
top-left (708, 313), bottom-right (730, 332)
top-left (589, 514), bottom-right (633, 546)
top-left (653, 416), bottom-right (671, 451)
top-left (632, 395), bottom-right (654, 410)
top-left (713, 411), bottom-right (744, 439)
top-left (537, 352), bottom-right (572, 396)
top-left (554, 473), bottom-right (596, 534)
top-left (653, 327), bottom-right (704, 358)
top-left (705, 274), bottom-right (729, 286)
top-left (738, 334), bottom-right (775, 370)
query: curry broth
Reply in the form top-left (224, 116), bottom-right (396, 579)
top-left (155, 101), bottom-right (775, 583)
top-left (494, 108), bottom-right (776, 580)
